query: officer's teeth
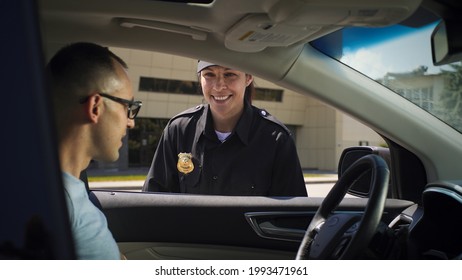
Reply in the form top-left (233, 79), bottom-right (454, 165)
top-left (214, 96), bottom-right (229, 101)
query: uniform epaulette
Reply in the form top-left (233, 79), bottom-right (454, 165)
top-left (169, 104), bottom-right (205, 122)
top-left (257, 108), bottom-right (292, 136)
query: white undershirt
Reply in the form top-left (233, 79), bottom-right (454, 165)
top-left (215, 130), bottom-right (232, 142)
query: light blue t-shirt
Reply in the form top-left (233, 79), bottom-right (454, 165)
top-left (62, 172), bottom-right (120, 260)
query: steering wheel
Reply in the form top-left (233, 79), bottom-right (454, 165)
top-left (296, 154), bottom-right (389, 259)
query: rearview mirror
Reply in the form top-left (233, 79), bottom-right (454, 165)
top-left (338, 146), bottom-right (391, 198)
top-left (431, 19), bottom-right (462, 66)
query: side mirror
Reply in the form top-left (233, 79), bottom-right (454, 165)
top-left (431, 19), bottom-right (462, 66)
top-left (338, 146), bottom-right (391, 198)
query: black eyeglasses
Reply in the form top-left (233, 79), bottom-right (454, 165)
top-left (80, 93), bottom-right (142, 119)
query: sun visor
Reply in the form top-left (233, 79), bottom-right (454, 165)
top-left (225, 0), bottom-right (422, 52)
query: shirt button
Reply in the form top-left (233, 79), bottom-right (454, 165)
top-left (213, 176), bottom-right (218, 180)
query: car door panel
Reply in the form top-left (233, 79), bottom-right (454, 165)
top-left (93, 191), bottom-right (415, 259)
top-left (117, 242), bottom-right (295, 260)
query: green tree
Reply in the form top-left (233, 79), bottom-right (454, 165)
top-left (128, 118), bottom-right (169, 167)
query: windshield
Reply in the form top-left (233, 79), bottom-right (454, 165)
top-left (311, 18), bottom-right (462, 134)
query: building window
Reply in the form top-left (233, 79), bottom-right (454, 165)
top-left (396, 87), bottom-right (434, 111)
top-left (139, 77), bottom-right (200, 95)
top-left (139, 77), bottom-right (283, 102)
top-left (254, 87), bottom-right (283, 102)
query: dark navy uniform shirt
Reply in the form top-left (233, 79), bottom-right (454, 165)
top-left (142, 100), bottom-right (308, 196)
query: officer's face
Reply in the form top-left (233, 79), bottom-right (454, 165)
top-left (200, 65), bottom-right (253, 119)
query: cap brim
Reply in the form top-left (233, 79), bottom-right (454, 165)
top-left (197, 60), bottom-right (217, 73)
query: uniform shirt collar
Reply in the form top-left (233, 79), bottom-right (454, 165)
top-left (200, 100), bottom-right (253, 145)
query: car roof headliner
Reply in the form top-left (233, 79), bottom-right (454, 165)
top-left (38, 0), bottom-right (423, 81)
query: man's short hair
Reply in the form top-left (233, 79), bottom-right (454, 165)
top-left (46, 42), bottom-right (128, 98)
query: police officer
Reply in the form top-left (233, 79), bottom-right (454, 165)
top-left (142, 61), bottom-right (307, 196)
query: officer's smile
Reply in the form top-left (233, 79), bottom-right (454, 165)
top-left (212, 95), bottom-right (231, 102)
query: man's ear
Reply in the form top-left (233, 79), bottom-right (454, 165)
top-left (84, 94), bottom-right (103, 123)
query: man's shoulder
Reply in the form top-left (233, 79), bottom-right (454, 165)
top-left (62, 172), bottom-right (87, 199)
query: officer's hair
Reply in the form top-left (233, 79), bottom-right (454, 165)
top-left (244, 80), bottom-right (255, 104)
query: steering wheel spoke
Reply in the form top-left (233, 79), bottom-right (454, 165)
top-left (296, 155), bottom-right (389, 260)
